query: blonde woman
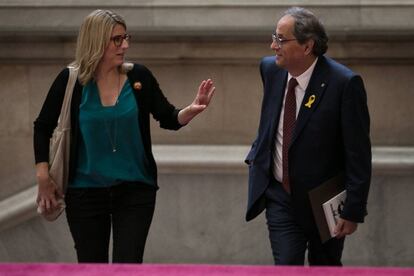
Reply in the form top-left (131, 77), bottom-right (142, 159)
top-left (34, 9), bottom-right (215, 263)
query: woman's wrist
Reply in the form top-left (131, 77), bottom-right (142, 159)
top-left (178, 106), bottom-right (195, 125)
top-left (36, 162), bottom-right (50, 180)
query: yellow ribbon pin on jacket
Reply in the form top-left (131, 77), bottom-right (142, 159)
top-left (304, 95), bottom-right (316, 108)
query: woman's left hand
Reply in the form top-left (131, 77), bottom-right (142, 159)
top-left (178, 79), bottom-right (215, 125)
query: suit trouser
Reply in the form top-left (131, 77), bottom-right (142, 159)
top-left (265, 178), bottom-right (344, 265)
top-left (65, 182), bottom-right (156, 263)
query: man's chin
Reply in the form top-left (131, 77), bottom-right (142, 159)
top-left (275, 58), bottom-right (284, 68)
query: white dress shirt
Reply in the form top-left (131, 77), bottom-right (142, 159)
top-left (272, 58), bottom-right (318, 183)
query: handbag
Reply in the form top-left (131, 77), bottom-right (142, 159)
top-left (37, 66), bottom-right (78, 221)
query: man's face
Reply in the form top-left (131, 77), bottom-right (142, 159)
top-left (272, 15), bottom-right (308, 75)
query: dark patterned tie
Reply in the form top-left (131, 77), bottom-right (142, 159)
top-left (282, 78), bottom-right (298, 193)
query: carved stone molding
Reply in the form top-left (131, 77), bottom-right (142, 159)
top-left (1, 1), bottom-right (413, 39)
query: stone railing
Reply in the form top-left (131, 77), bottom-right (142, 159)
top-left (1, 145), bottom-right (413, 232)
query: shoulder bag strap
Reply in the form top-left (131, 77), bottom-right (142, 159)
top-left (57, 66), bottom-right (79, 130)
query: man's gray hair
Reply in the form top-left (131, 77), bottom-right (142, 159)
top-left (284, 7), bottom-right (328, 56)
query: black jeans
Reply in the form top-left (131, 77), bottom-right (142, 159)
top-left (65, 182), bottom-right (156, 263)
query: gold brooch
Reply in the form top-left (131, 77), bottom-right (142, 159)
top-left (133, 82), bottom-right (142, 90)
top-left (304, 95), bottom-right (316, 108)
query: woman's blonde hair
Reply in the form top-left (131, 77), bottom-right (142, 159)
top-left (71, 9), bottom-right (126, 85)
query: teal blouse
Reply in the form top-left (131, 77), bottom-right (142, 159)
top-left (70, 80), bottom-right (154, 187)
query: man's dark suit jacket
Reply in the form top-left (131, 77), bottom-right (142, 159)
top-left (245, 55), bottom-right (371, 233)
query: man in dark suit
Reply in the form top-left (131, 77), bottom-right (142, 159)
top-left (245, 7), bottom-right (371, 265)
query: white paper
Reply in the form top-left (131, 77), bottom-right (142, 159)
top-left (322, 190), bottom-right (346, 237)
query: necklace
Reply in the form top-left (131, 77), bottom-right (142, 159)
top-left (104, 114), bottom-right (118, 152)
top-left (102, 72), bottom-right (122, 153)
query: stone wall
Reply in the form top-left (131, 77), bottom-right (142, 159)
top-left (0, 146), bottom-right (413, 266)
top-left (0, 0), bottom-right (413, 266)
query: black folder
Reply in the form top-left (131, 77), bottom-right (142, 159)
top-left (308, 173), bottom-right (345, 243)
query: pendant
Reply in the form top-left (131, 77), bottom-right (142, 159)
top-left (113, 148), bottom-right (117, 153)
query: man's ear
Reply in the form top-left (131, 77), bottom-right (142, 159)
top-left (304, 39), bottom-right (315, 56)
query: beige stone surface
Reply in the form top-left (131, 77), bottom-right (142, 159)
top-left (0, 38), bottom-right (413, 199)
top-left (1, 160), bottom-right (413, 265)
top-left (1, 1), bottom-right (414, 36)
top-left (0, 0), bottom-right (413, 265)
top-left (0, 66), bottom-right (32, 199)
top-left (354, 64), bottom-right (414, 145)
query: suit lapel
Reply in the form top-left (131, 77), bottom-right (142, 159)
top-left (267, 70), bottom-right (288, 143)
top-left (291, 57), bottom-right (330, 145)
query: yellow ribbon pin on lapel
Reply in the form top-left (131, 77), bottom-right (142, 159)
top-left (304, 95), bottom-right (316, 108)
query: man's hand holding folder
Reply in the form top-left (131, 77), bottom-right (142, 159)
top-left (334, 218), bottom-right (358, 238)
